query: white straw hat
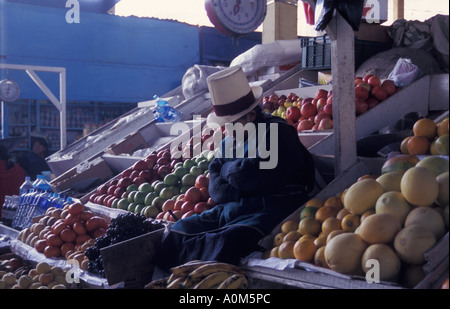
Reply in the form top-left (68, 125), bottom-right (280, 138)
top-left (206, 66), bottom-right (263, 126)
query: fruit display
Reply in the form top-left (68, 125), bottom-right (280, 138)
top-left (261, 74), bottom-right (397, 133)
top-left (1, 260), bottom-right (75, 289)
top-left (17, 202), bottom-right (108, 260)
top-left (144, 260), bottom-right (248, 289)
top-left (264, 154), bottom-right (449, 287)
top-left (84, 212), bottom-right (163, 277)
top-left (399, 116), bottom-right (449, 156)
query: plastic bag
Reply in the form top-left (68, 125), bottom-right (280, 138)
top-left (315, 0), bottom-right (364, 32)
top-left (387, 58), bottom-right (424, 88)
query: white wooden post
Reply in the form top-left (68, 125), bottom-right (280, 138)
top-left (327, 12), bottom-right (358, 176)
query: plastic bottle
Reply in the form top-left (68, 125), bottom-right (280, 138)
top-left (35, 175), bottom-right (52, 192)
top-left (153, 95), bottom-right (183, 122)
top-left (19, 176), bottom-right (34, 196)
top-left (32, 174), bottom-right (44, 188)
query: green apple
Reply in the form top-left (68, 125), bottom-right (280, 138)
top-left (134, 204), bottom-right (145, 215)
top-left (181, 173), bottom-right (196, 187)
top-left (126, 184), bottom-right (139, 192)
top-left (153, 182), bottom-right (167, 195)
top-left (117, 198), bottom-right (130, 210)
top-left (198, 160), bottom-right (210, 172)
top-left (138, 182), bottom-right (152, 193)
top-left (143, 205), bottom-right (160, 219)
top-left (173, 167), bottom-right (188, 179)
top-left (127, 202), bottom-right (138, 213)
top-left (160, 187), bottom-right (174, 200)
top-left (111, 198), bottom-right (119, 209)
top-left (144, 192), bottom-right (158, 206)
top-left (164, 173), bottom-right (179, 186)
top-left (169, 186), bottom-right (180, 195)
top-left (127, 191), bottom-right (137, 203)
top-left (183, 159), bottom-right (196, 170)
top-left (180, 185), bottom-right (190, 194)
top-left (152, 197), bottom-right (166, 211)
top-left (206, 151), bottom-right (215, 162)
top-left (174, 162), bottom-right (184, 170)
top-left (134, 191), bottom-right (146, 204)
top-left (190, 166), bottom-right (203, 177)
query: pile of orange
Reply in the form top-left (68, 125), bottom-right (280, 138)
top-left (400, 117), bottom-right (449, 155)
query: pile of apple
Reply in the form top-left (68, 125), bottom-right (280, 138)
top-left (261, 74), bottom-right (398, 133)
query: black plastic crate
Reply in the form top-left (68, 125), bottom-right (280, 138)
top-left (301, 35), bottom-right (391, 70)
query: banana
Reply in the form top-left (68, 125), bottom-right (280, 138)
top-left (193, 271), bottom-right (232, 289)
top-left (144, 278), bottom-right (168, 289)
top-left (167, 277), bottom-right (186, 289)
top-left (187, 262), bottom-right (244, 282)
top-left (170, 260), bottom-right (217, 278)
top-left (217, 274), bottom-right (248, 289)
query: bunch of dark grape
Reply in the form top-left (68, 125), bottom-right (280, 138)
top-left (84, 213), bottom-right (163, 277)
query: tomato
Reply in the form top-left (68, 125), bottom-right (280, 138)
top-left (184, 187), bottom-right (202, 204)
top-left (68, 202), bottom-right (84, 216)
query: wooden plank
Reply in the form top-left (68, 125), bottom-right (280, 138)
top-left (101, 228), bottom-right (164, 286)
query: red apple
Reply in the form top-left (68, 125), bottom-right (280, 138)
top-left (371, 86), bottom-right (388, 101)
top-left (357, 82), bottom-right (371, 92)
top-left (195, 174), bottom-right (210, 189)
top-left (355, 85), bottom-right (369, 100)
top-left (114, 187), bottom-right (126, 198)
top-left (315, 89), bottom-right (328, 100)
top-left (314, 112), bottom-right (331, 124)
top-left (268, 94), bottom-right (278, 103)
top-left (174, 200), bottom-right (184, 211)
top-left (297, 119), bottom-right (314, 132)
top-left (156, 157), bottom-right (170, 166)
top-left (302, 97), bottom-right (313, 105)
top-left (181, 210), bottom-right (196, 219)
top-left (194, 202), bottom-right (209, 214)
top-left (207, 198), bottom-right (217, 207)
top-left (366, 97), bottom-right (379, 109)
top-left (129, 170), bottom-right (140, 180)
top-left (355, 99), bottom-right (369, 115)
top-left (133, 176), bottom-right (146, 186)
top-left (262, 100), bottom-right (273, 111)
top-left (199, 187), bottom-right (210, 201)
top-left (139, 169), bottom-right (153, 181)
top-left (367, 76), bottom-right (381, 88)
top-left (300, 102), bottom-right (317, 118)
top-left (157, 165), bottom-right (171, 179)
top-left (181, 201), bottom-right (195, 213)
top-left (354, 76), bottom-right (364, 86)
top-left (132, 160), bottom-right (147, 172)
top-left (286, 106), bottom-right (301, 122)
top-left (381, 79), bottom-right (396, 96)
top-left (326, 95), bottom-right (333, 105)
top-left (107, 185), bottom-right (117, 196)
top-left (96, 184), bottom-right (108, 195)
top-left (318, 118), bottom-right (333, 130)
top-left (89, 193), bottom-right (99, 203)
top-left (323, 103), bottom-right (333, 116)
top-left (362, 74), bottom-right (373, 83)
top-left (315, 98), bottom-right (327, 112)
top-left (109, 179), bottom-right (119, 186)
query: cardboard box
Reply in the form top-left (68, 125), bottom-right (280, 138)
top-left (104, 131), bottom-right (149, 156)
top-left (50, 157), bottom-right (113, 192)
top-left (354, 23), bottom-right (393, 44)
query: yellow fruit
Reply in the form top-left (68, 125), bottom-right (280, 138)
top-left (430, 140), bottom-right (439, 155)
top-left (381, 155), bottom-right (419, 175)
top-left (283, 231), bottom-right (302, 242)
top-left (298, 217), bottom-right (321, 236)
top-left (324, 233), bottom-right (367, 275)
top-left (314, 234), bottom-right (327, 248)
top-left (293, 238), bottom-right (317, 262)
top-left (436, 172), bottom-right (449, 207)
top-left (413, 118), bottom-right (437, 140)
top-left (269, 246), bottom-right (279, 258)
top-left (299, 234), bottom-right (316, 243)
top-left (305, 198), bottom-right (324, 209)
top-left (273, 232), bottom-right (286, 247)
top-left (360, 209), bottom-right (375, 222)
top-left (341, 214), bottom-right (360, 232)
top-left (281, 221), bottom-right (299, 234)
top-left (336, 208), bottom-right (351, 220)
top-left (323, 196), bottom-right (343, 211)
top-left (435, 134), bottom-right (449, 155)
top-left (314, 246), bottom-right (329, 268)
top-left (278, 241), bottom-right (296, 259)
top-left (416, 156), bottom-right (449, 177)
top-left (404, 207), bottom-right (446, 240)
top-left (321, 217), bottom-right (342, 236)
top-left (326, 230), bottom-right (345, 244)
top-left (343, 179), bottom-right (384, 215)
top-left (401, 167), bottom-right (439, 207)
top-left (437, 118), bottom-right (449, 136)
top-left (400, 136), bottom-right (413, 154)
top-left (359, 213), bottom-right (401, 244)
top-left (315, 206), bottom-right (338, 223)
top-left (375, 191), bottom-right (412, 225)
top-left (376, 171), bottom-right (403, 192)
top-left (407, 136), bottom-right (430, 155)
top-left (394, 225), bottom-right (436, 265)
top-left (362, 244), bottom-right (401, 282)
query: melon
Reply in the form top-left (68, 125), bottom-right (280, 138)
top-left (362, 244), bottom-right (401, 282)
top-left (376, 171), bottom-right (403, 192)
top-left (359, 213), bottom-right (401, 244)
top-left (394, 225), bottom-right (436, 265)
top-left (416, 156), bottom-right (449, 177)
top-left (404, 207), bottom-right (446, 239)
top-left (381, 155), bottom-right (419, 174)
top-left (324, 233), bottom-right (367, 275)
top-left (343, 179), bottom-right (384, 215)
top-left (375, 191), bottom-right (412, 225)
top-left (400, 167), bottom-right (439, 207)
top-left (436, 172), bottom-right (449, 207)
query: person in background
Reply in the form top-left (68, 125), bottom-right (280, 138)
top-left (18, 137), bottom-right (51, 180)
top-left (0, 145), bottom-right (25, 220)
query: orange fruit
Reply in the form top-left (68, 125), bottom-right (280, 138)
top-left (283, 231), bottom-right (302, 242)
top-left (437, 118), bottom-right (449, 137)
top-left (281, 220), bottom-right (299, 234)
top-left (361, 209), bottom-right (375, 222)
top-left (300, 206), bottom-right (319, 220)
top-left (273, 232), bottom-right (286, 247)
top-left (299, 234), bottom-right (317, 242)
top-left (278, 241), bottom-right (296, 259)
top-left (324, 196), bottom-right (343, 211)
top-left (400, 136), bottom-right (413, 154)
top-left (357, 174), bottom-right (377, 181)
top-left (298, 217), bottom-right (321, 236)
top-left (341, 214), bottom-right (361, 232)
top-left (340, 189), bottom-right (348, 206)
top-left (314, 246), bottom-right (329, 268)
top-left (305, 198), bottom-right (324, 209)
top-left (314, 234), bottom-right (327, 248)
top-left (413, 118), bottom-right (437, 140)
top-left (322, 217), bottom-right (342, 236)
top-left (326, 230), bottom-right (345, 244)
top-left (315, 206), bottom-right (338, 223)
top-left (407, 136), bottom-right (430, 155)
top-left (269, 246), bottom-right (279, 258)
top-left (336, 208), bottom-right (351, 220)
top-left (293, 238), bottom-right (317, 262)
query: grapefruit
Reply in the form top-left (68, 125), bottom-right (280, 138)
top-left (407, 136), bottom-right (430, 155)
top-left (376, 171), bottom-right (403, 192)
top-left (324, 233), bottom-right (367, 275)
top-left (416, 156), bottom-right (449, 177)
top-left (404, 207), bottom-right (446, 239)
top-left (394, 225), bottom-right (436, 265)
top-left (435, 134), bottom-right (449, 155)
top-left (401, 167), bottom-right (439, 207)
top-left (436, 172), bottom-right (449, 207)
top-left (321, 217), bottom-right (342, 236)
top-left (341, 214), bottom-right (360, 232)
top-left (359, 213), bottom-right (401, 244)
top-left (375, 191), bottom-right (412, 225)
top-left (343, 179), bottom-right (384, 215)
top-left (381, 155), bottom-right (419, 174)
top-left (362, 244), bottom-right (401, 282)
top-left (413, 118), bottom-right (437, 140)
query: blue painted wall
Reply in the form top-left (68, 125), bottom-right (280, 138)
top-left (0, 0), bottom-right (200, 103)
